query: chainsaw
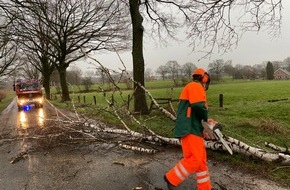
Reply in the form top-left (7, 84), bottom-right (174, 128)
top-left (203, 121), bottom-right (233, 155)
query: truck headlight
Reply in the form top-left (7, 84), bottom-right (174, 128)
top-left (19, 99), bottom-right (26, 105)
top-left (37, 98), bottom-right (43, 104)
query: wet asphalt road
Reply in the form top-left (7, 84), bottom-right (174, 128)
top-left (0, 99), bottom-right (191, 190)
top-left (0, 99), bottom-right (289, 190)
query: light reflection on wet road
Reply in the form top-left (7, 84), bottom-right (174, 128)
top-left (18, 107), bottom-right (45, 130)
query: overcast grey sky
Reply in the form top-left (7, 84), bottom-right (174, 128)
top-left (80, 1), bottom-right (290, 73)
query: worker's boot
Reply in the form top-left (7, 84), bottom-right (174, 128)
top-left (163, 175), bottom-right (176, 190)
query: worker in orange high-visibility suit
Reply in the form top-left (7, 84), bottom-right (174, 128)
top-left (164, 68), bottom-right (217, 190)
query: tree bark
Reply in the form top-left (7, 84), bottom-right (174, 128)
top-left (58, 65), bottom-right (70, 101)
top-left (42, 74), bottom-right (51, 100)
top-left (129, 0), bottom-right (149, 114)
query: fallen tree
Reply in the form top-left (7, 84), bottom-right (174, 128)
top-left (47, 102), bottom-right (290, 165)
top-left (64, 52), bottom-right (290, 165)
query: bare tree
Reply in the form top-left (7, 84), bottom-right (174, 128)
top-left (241, 65), bottom-right (256, 80)
top-left (185, 1), bottom-right (283, 58)
top-left (182, 62), bottom-right (197, 78)
top-left (66, 66), bottom-right (83, 92)
top-left (253, 63), bottom-right (266, 79)
top-left (82, 76), bottom-right (93, 93)
top-left (10, 15), bottom-right (57, 99)
top-left (208, 59), bottom-right (225, 81)
top-left (4, 0), bottom-right (60, 99)
top-left (9, 0), bottom-right (130, 101)
top-left (271, 61), bottom-right (283, 71)
top-left (223, 60), bottom-right (235, 79)
top-left (95, 66), bottom-right (107, 85)
top-left (127, 0), bottom-right (282, 113)
top-left (283, 57), bottom-right (290, 71)
top-left (144, 68), bottom-right (153, 81)
top-left (165, 60), bottom-right (180, 86)
top-left (0, 37), bottom-right (18, 78)
top-left (0, 18), bottom-right (18, 78)
top-left (19, 61), bottom-right (41, 80)
top-left (232, 64), bottom-right (243, 79)
top-left (156, 65), bottom-right (168, 80)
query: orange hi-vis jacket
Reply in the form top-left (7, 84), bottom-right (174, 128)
top-left (174, 81), bottom-right (208, 138)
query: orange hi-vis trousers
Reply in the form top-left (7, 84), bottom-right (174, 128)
top-left (166, 134), bottom-right (212, 190)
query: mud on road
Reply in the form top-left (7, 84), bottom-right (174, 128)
top-left (0, 99), bottom-right (289, 190)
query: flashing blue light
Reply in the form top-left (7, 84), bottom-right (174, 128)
top-left (24, 105), bottom-right (31, 111)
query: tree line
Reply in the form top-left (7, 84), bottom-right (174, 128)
top-left (151, 57), bottom-right (290, 83)
top-left (52, 56), bottom-right (289, 94)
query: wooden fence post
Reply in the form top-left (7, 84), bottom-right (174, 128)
top-left (127, 95), bottom-right (130, 110)
top-left (93, 96), bottom-right (96, 105)
top-left (219, 94), bottom-right (223, 108)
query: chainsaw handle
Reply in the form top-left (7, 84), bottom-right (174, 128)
top-left (213, 123), bottom-right (222, 131)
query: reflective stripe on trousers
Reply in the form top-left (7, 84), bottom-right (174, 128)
top-left (196, 170), bottom-right (210, 185)
top-left (165, 134), bottom-right (212, 190)
top-left (173, 162), bottom-right (190, 181)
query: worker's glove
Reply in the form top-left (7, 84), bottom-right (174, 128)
top-left (202, 120), bottom-right (216, 140)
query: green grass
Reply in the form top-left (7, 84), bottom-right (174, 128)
top-left (35, 79), bottom-right (290, 187)
top-left (207, 80), bottom-right (290, 149)
top-left (0, 90), bottom-right (15, 112)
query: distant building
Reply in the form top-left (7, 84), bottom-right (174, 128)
top-left (273, 68), bottom-right (290, 80)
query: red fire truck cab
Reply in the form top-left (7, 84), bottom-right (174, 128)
top-left (13, 79), bottom-right (44, 110)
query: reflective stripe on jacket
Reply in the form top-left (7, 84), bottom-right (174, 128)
top-left (174, 81), bottom-right (208, 138)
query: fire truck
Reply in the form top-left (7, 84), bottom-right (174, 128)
top-left (13, 79), bottom-right (44, 110)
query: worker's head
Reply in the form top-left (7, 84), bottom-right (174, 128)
top-left (192, 68), bottom-right (211, 91)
